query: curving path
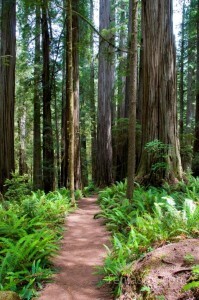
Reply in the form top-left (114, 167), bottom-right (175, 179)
top-left (38, 195), bottom-right (112, 300)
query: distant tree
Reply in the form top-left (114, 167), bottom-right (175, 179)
top-left (33, 4), bottom-right (42, 190)
top-left (126, 0), bottom-right (138, 200)
top-left (41, 0), bottom-right (55, 192)
top-left (0, 0), bottom-right (16, 192)
top-left (96, 0), bottom-right (114, 186)
top-left (114, 0), bottom-right (129, 182)
top-left (136, 0), bottom-right (182, 185)
top-left (90, 0), bottom-right (97, 183)
top-left (67, 0), bottom-right (75, 203)
top-left (179, 1), bottom-right (185, 138)
top-left (193, 0), bottom-right (199, 176)
top-left (73, 0), bottom-right (82, 190)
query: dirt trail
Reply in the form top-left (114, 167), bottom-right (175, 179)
top-left (38, 195), bottom-right (112, 300)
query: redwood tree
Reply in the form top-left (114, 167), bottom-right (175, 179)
top-left (33, 4), bottom-right (42, 190)
top-left (126, 0), bottom-right (138, 199)
top-left (96, 0), bottom-right (114, 186)
top-left (193, 0), bottom-right (199, 176)
top-left (72, 0), bottom-right (81, 190)
top-left (136, 0), bottom-right (182, 185)
top-left (42, 0), bottom-right (55, 192)
top-left (67, 0), bottom-right (75, 203)
top-left (0, 0), bottom-right (16, 192)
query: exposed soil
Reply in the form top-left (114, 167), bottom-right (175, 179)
top-left (37, 196), bottom-right (113, 300)
top-left (119, 239), bottom-right (199, 300)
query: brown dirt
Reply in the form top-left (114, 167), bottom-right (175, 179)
top-left (37, 196), bottom-right (113, 300)
top-left (119, 239), bottom-right (199, 300)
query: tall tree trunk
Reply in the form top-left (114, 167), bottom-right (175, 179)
top-left (67, 0), bottom-right (75, 203)
top-left (72, 0), bottom-right (81, 190)
top-left (186, 43), bottom-right (195, 130)
top-left (115, 0), bottom-right (128, 181)
top-left (33, 4), bottom-right (42, 190)
top-left (0, 0), bottom-right (16, 192)
top-left (125, 0), bottom-right (133, 118)
top-left (192, 0), bottom-right (199, 176)
top-left (96, 0), bottom-right (113, 186)
top-left (90, 0), bottom-right (97, 183)
top-left (61, 0), bottom-right (68, 187)
top-left (126, 0), bottom-right (138, 200)
top-left (18, 107), bottom-right (28, 175)
top-left (179, 2), bottom-right (185, 138)
top-left (186, 0), bottom-right (196, 131)
top-left (53, 80), bottom-right (61, 188)
top-left (136, 0), bottom-right (182, 185)
top-left (42, 0), bottom-right (55, 193)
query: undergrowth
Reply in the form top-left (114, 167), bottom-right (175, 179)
top-left (97, 177), bottom-right (199, 297)
top-left (0, 186), bottom-right (74, 299)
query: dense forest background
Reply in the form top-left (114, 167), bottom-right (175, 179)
top-left (0, 0), bottom-right (198, 198)
top-left (0, 1), bottom-right (199, 299)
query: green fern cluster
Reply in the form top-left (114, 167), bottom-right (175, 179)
top-left (98, 178), bottom-right (199, 297)
top-left (0, 188), bottom-right (71, 299)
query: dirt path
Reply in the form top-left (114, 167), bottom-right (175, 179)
top-left (38, 196), bottom-right (113, 300)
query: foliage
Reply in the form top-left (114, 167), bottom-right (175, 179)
top-left (83, 181), bottom-right (98, 197)
top-left (0, 188), bottom-right (72, 299)
top-left (182, 265), bottom-right (199, 292)
top-left (144, 139), bottom-right (169, 173)
top-left (98, 178), bottom-right (199, 297)
top-left (4, 173), bottom-right (32, 201)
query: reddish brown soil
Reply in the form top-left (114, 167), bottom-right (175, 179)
top-left (119, 239), bottom-right (199, 300)
top-left (38, 196), bottom-right (113, 300)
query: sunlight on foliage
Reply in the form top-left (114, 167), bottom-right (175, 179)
top-left (98, 177), bottom-right (199, 297)
top-left (0, 187), bottom-right (72, 299)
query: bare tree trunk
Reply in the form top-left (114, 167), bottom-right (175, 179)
top-left (73, 0), bottom-right (81, 190)
top-left (67, 0), bottom-right (75, 203)
top-left (0, 0), bottom-right (16, 192)
top-left (42, 0), bottom-right (55, 193)
top-left (125, 0), bottom-right (132, 118)
top-left (136, 0), bottom-right (182, 185)
top-left (53, 80), bottom-right (61, 188)
top-left (193, 0), bottom-right (199, 176)
top-left (186, 1), bottom-right (196, 131)
top-left (61, 0), bottom-right (68, 187)
top-left (18, 107), bottom-right (28, 175)
top-left (90, 0), bottom-right (97, 183)
top-left (186, 44), bottom-right (195, 130)
top-left (114, 0), bottom-right (128, 181)
top-left (179, 2), bottom-right (185, 138)
top-left (33, 4), bottom-right (42, 190)
top-left (96, 0), bottom-right (113, 186)
top-left (126, 0), bottom-right (138, 200)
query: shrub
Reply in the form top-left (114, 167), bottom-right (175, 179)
top-left (0, 188), bottom-right (71, 299)
top-left (98, 179), bottom-right (199, 297)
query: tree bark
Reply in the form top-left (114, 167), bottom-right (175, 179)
top-left (126, 0), bottom-right (138, 200)
top-left (61, 0), bottom-right (68, 187)
top-left (67, 0), bottom-right (75, 203)
top-left (179, 2), bottom-right (185, 138)
top-left (136, 0), bottom-right (182, 185)
top-left (96, 0), bottom-right (114, 186)
top-left (192, 0), bottom-right (199, 176)
top-left (72, 0), bottom-right (81, 190)
top-left (90, 0), bottom-right (97, 183)
top-left (33, 4), bottom-right (42, 190)
top-left (42, 0), bottom-right (55, 193)
top-left (18, 107), bottom-right (28, 175)
top-left (0, 0), bottom-right (16, 192)
top-left (114, 0), bottom-right (128, 182)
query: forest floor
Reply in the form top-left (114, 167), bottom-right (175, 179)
top-left (37, 195), bottom-right (113, 300)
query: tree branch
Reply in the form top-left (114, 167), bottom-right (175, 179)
top-left (56, 4), bottom-right (129, 53)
